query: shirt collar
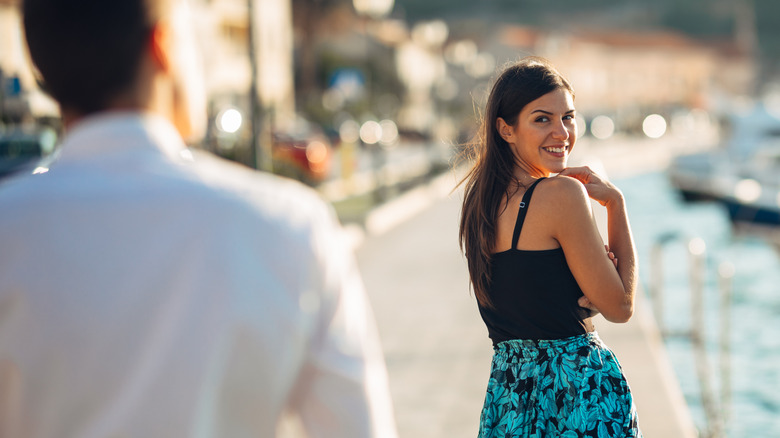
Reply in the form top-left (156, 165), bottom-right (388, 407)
top-left (56, 111), bottom-right (188, 163)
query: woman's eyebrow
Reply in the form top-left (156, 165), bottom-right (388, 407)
top-left (530, 109), bottom-right (575, 114)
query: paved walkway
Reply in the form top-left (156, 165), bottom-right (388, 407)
top-left (355, 172), bottom-right (699, 438)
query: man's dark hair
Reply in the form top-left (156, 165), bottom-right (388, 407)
top-left (23, 0), bottom-right (159, 114)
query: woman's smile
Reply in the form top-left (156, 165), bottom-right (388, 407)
top-left (542, 144), bottom-right (569, 158)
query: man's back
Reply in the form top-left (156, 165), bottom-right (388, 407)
top-left (0, 113), bottom-right (395, 437)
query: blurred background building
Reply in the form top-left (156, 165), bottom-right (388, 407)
top-left (2, 0), bottom-right (777, 170)
top-left (0, 0), bottom-right (58, 124)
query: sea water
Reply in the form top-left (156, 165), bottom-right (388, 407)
top-left (618, 171), bottom-right (780, 437)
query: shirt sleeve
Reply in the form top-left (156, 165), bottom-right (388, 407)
top-left (290, 203), bottom-right (398, 438)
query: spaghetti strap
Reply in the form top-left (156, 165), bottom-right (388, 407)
top-left (510, 177), bottom-right (546, 249)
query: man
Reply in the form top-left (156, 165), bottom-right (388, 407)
top-left (0, 0), bottom-right (397, 436)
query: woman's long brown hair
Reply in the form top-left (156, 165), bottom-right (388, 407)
top-left (458, 57), bottom-right (574, 308)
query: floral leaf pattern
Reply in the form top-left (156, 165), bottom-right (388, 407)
top-left (478, 332), bottom-right (642, 437)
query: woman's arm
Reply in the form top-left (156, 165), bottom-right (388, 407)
top-left (544, 168), bottom-right (638, 322)
top-left (578, 245), bottom-right (618, 316)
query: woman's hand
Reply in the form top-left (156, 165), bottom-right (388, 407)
top-left (559, 166), bottom-right (622, 207)
top-left (577, 245), bottom-right (618, 317)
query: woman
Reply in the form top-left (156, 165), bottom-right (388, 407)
top-left (459, 57), bottom-right (642, 437)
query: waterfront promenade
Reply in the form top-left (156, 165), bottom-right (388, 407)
top-left (354, 161), bottom-right (700, 437)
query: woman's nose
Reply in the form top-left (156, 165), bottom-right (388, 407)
top-left (551, 120), bottom-right (569, 140)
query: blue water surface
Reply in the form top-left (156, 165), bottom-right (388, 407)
top-left (618, 171), bottom-right (780, 437)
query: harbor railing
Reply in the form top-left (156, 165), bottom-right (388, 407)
top-left (648, 233), bottom-right (733, 438)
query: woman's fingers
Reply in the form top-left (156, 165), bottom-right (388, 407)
top-left (559, 166), bottom-right (593, 183)
top-left (604, 245), bottom-right (618, 268)
top-left (578, 295), bottom-right (597, 309)
top-left (578, 295), bottom-right (601, 317)
top-left (561, 166), bottom-right (620, 207)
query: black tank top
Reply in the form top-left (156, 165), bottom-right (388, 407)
top-left (478, 178), bottom-right (588, 345)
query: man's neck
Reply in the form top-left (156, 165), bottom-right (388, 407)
top-left (61, 103), bottom-right (151, 133)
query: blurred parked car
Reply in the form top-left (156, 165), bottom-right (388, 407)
top-left (272, 118), bottom-right (332, 185)
top-left (0, 127), bottom-right (58, 181)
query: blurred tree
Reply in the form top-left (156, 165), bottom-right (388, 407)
top-left (659, 0), bottom-right (734, 37)
top-left (292, 0), bottom-right (349, 98)
top-left (754, 0), bottom-right (780, 79)
top-left (291, 0), bottom-right (404, 128)
top-left (395, 0), bottom-right (780, 82)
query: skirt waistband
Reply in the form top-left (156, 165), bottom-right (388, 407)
top-left (493, 332), bottom-right (602, 360)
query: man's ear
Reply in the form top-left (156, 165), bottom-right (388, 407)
top-left (496, 117), bottom-right (514, 143)
top-left (149, 21), bottom-right (174, 74)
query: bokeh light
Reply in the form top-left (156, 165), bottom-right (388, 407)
top-left (444, 39), bottom-right (477, 66)
top-left (305, 141), bottom-right (328, 164)
top-left (339, 120), bottom-right (361, 144)
top-left (217, 108), bottom-right (242, 134)
top-left (734, 178), bottom-right (761, 203)
top-left (688, 237), bottom-right (706, 256)
top-left (574, 114), bottom-right (586, 138)
top-left (642, 114), bottom-right (667, 139)
top-left (379, 119), bottom-right (399, 146)
top-left (359, 120), bottom-right (382, 144)
top-left (590, 115), bottom-right (615, 140)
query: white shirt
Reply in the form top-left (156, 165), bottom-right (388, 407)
top-left (0, 113), bottom-right (397, 438)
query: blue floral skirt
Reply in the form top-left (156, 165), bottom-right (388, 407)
top-left (478, 332), bottom-right (641, 437)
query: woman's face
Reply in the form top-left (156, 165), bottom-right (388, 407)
top-left (497, 87), bottom-right (577, 178)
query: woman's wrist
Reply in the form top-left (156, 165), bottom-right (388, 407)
top-left (604, 188), bottom-right (625, 210)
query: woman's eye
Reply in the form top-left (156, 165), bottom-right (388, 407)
top-left (563, 115), bottom-right (574, 121)
top-left (535, 116), bottom-right (549, 123)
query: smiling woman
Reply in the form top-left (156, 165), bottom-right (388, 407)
top-left (496, 87), bottom-right (577, 178)
top-left (458, 57), bottom-right (642, 437)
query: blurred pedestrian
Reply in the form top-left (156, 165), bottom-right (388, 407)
top-left (0, 0), bottom-right (396, 436)
top-left (459, 57), bottom-right (642, 437)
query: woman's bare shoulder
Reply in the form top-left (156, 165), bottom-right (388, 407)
top-left (528, 176), bottom-right (593, 235)
top-left (535, 175), bottom-right (590, 209)
top-left (525, 176), bottom-right (597, 247)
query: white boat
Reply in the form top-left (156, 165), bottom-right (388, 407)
top-left (668, 104), bottom-right (780, 225)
